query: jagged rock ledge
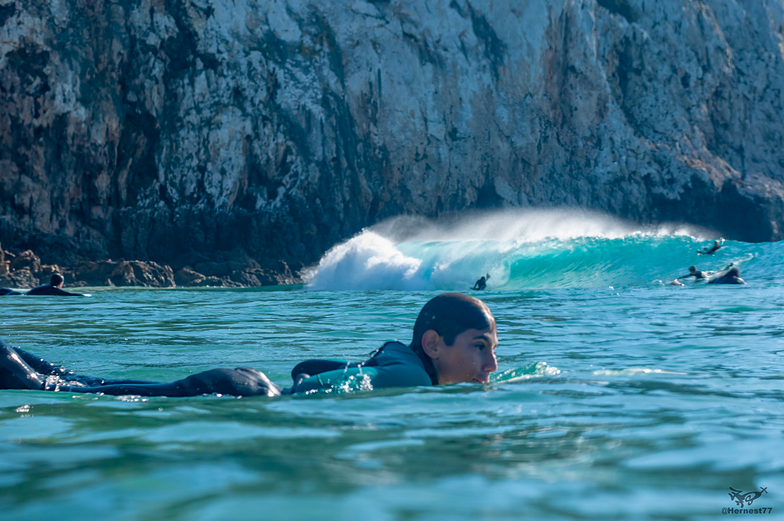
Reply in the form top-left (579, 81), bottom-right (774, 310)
top-left (0, 247), bottom-right (301, 289)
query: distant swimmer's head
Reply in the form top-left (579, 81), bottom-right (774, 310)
top-left (727, 267), bottom-right (740, 277)
top-left (715, 240), bottom-right (721, 246)
top-left (412, 293), bottom-right (498, 385)
top-left (689, 265), bottom-right (697, 274)
top-left (50, 273), bottom-right (64, 287)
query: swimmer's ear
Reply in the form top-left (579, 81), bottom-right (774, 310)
top-left (421, 330), bottom-right (443, 359)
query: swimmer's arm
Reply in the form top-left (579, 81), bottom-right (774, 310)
top-left (290, 363), bottom-right (431, 393)
top-left (290, 367), bottom-right (379, 394)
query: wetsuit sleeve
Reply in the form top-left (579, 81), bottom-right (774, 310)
top-left (368, 364), bottom-right (433, 388)
top-left (71, 368), bottom-right (283, 397)
top-left (290, 359), bottom-right (349, 380)
top-left (1, 339), bottom-right (281, 397)
top-left (290, 364), bottom-right (430, 393)
top-left (291, 367), bottom-right (378, 393)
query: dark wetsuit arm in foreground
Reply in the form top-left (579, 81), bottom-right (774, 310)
top-left (0, 340), bottom-right (282, 397)
top-left (290, 342), bottom-right (435, 393)
top-left (66, 368), bottom-right (284, 397)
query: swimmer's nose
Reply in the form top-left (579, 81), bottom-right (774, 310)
top-left (483, 350), bottom-right (498, 374)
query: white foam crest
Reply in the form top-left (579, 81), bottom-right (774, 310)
top-left (370, 208), bottom-right (714, 243)
top-left (304, 232), bottom-right (429, 290)
top-left (304, 208), bottom-right (719, 290)
top-left (305, 231), bottom-right (516, 291)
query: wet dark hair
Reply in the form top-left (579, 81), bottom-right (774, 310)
top-left (50, 273), bottom-right (64, 286)
top-left (727, 267), bottom-right (740, 277)
top-left (411, 293), bottom-right (495, 349)
top-left (689, 265), bottom-right (697, 272)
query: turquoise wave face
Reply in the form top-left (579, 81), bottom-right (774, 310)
top-left (496, 236), bottom-right (764, 289)
top-left (306, 231), bottom-right (772, 291)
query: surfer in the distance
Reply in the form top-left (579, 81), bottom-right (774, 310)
top-left (673, 265), bottom-right (707, 283)
top-left (471, 273), bottom-right (490, 290)
top-left (697, 240), bottom-right (722, 255)
top-left (708, 265), bottom-right (745, 284)
top-left (670, 263), bottom-right (742, 286)
top-left (25, 273), bottom-right (85, 296)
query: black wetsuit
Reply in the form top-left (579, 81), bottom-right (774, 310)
top-left (0, 288), bottom-right (22, 296)
top-left (698, 244), bottom-right (721, 255)
top-left (289, 341), bottom-right (436, 393)
top-left (708, 274), bottom-right (745, 284)
top-left (0, 340), bottom-right (436, 398)
top-left (26, 284), bottom-right (84, 296)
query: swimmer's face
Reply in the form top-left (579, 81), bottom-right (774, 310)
top-left (423, 324), bottom-right (499, 385)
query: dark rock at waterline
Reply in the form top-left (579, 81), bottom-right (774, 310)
top-left (173, 267), bottom-right (206, 287)
top-left (69, 260), bottom-right (176, 288)
top-left (1, 0), bottom-right (783, 272)
top-left (9, 250), bottom-right (41, 273)
top-left (0, 267), bottom-right (39, 289)
top-left (0, 249), bottom-right (299, 289)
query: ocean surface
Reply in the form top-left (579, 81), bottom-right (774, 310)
top-left (2, 210), bottom-right (783, 520)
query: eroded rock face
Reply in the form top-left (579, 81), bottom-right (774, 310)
top-left (1, 0), bottom-right (783, 274)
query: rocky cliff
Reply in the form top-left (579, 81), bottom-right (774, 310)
top-left (1, 0), bottom-right (783, 283)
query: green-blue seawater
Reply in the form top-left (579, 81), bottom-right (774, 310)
top-left (2, 222), bottom-right (783, 520)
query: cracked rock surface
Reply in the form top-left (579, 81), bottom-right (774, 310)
top-left (1, 0), bottom-right (783, 277)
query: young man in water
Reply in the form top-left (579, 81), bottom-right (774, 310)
top-left (0, 293), bottom-right (498, 397)
top-left (26, 273), bottom-right (85, 296)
